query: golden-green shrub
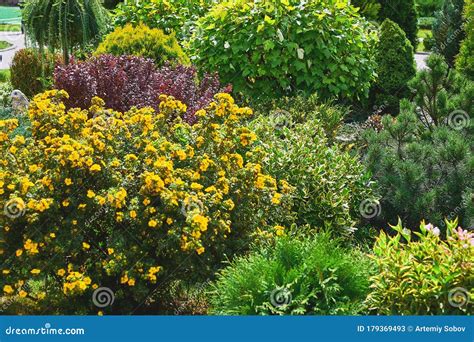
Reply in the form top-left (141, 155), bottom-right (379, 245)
top-left (96, 23), bottom-right (188, 67)
top-left (367, 219), bottom-right (473, 315)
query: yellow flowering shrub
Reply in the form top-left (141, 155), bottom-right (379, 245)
top-left (0, 90), bottom-right (291, 314)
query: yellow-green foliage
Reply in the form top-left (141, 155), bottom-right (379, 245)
top-left (96, 23), bottom-right (188, 67)
top-left (367, 219), bottom-right (473, 315)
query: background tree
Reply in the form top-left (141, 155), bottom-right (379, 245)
top-left (22, 0), bottom-right (109, 63)
top-left (378, 0), bottom-right (418, 48)
top-left (371, 19), bottom-right (416, 114)
top-left (432, 0), bottom-right (465, 66)
top-left (351, 0), bottom-right (381, 20)
top-left (456, 0), bottom-right (474, 80)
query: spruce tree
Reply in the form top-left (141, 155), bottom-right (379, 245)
top-left (372, 19), bottom-right (416, 114)
top-left (433, 0), bottom-right (465, 66)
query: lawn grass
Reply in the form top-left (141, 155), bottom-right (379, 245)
top-left (0, 23), bottom-right (21, 32)
top-left (0, 40), bottom-right (12, 50)
top-left (0, 69), bottom-right (10, 82)
top-left (417, 29), bottom-right (432, 53)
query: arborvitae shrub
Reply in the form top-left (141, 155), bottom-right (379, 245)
top-left (456, 0), bottom-right (474, 80)
top-left (210, 233), bottom-right (373, 315)
top-left (95, 23), bottom-right (188, 67)
top-left (372, 19), bottom-right (416, 114)
top-left (379, 0), bottom-right (419, 48)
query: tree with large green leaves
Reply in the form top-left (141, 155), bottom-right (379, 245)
top-left (23, 0), bottom-right (109, 63)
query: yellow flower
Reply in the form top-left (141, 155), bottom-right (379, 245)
top-left (87, 190), bottom-right (96, 198)
top-left (130, 210), bottom-right (137, 219)
top-left (107, 248), bottom-right (114, 255)
top-left (57, 269), bottom-right (66, 276)
top-left (90, 164), bottom-right (101, 172)
top-left (82, 242), bottom-right (91, 250)
top-left (166, 217), bottom-right (173, 225)
top-left (143, 198), bottom-right (151, 206)
top-left (31, 269), bottom-right (41, 275)
top-left (19, 290), bottom-right (28, 298)
top-left (16, 249), bottom-right (23, 257)
top-left (64, 178), bottom-right (73, 186)
top-left (62, 199), bottom-right (70, 207)
top-left (50, 233), bottom-right (56, 238)
top-left (128, 278), bottom-right (136, 286)
top-left (2, 269), bottom-right (10, 274)
top-left (148, 219), bottom-right (158, 228)
top-left (274, 225), bottom-right (285, 236)
top-left (3, 285), bottom-right (14, 294)
top-left (192, 214), bottom-right (209, 232)
top-left (271, 193), bottom-right (282, 205)
top-left (196, 247), bottom-right (205, 255)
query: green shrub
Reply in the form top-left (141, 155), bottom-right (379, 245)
top-left (418, 16), bottom-right (436, 29)
top-left (210, 233), bottom-right (373, 315)
top-left (379, 0), bottom-right (418, 49)
top-left (433, 0), bottom-right (465, 66)
top-left (456, 0), bottom-right (474, 80)
top-left (363, 103), bottom-right (473, 230)
top-left (416, 0), bottom-right (443, 17)
top-left (409, 54), bottom-right (473, 126)
top-left (10, 48), bottom-right (59, 98)
top-left (251, 99), bottom-right (374, 233)
top-left (113, 0), bottom-right (217, 42)
top-left (95, 24), bottom-right (189, 67)
top-left (367, 219), bottom-right (473, 315)
top-left (0, 82), bottom-right (12, 109)
top-left (191, 0), bottom-right (378, 101)
top-left (371, 19), bottom-right (416, 114)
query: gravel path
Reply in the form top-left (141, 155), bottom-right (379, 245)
top-left (415, 53), bottom-right (429, 70)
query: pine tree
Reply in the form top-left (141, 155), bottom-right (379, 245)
top-left (379, 0), bottom-right (418, 48)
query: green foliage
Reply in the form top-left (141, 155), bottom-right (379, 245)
top-left (415, 0), bottom-right (443, 17)
top-left (210, 233), bottom-right (373, 315)
top-left (95, 23), bottom-right (189, 67)
top-left (23, 0), bottom-right (109, 63)
top-left (433, 0), bottom-right (465, 66)
top-left (251, 97), bottom-right (373, 233)
top-left (367, 219), bottom-right (473, 315)
top-left (379, 0), bottom-right (418, 48)
top-left (364, 56), bottom-right (474, 230)
top-left (10, 48), bottom-right (59, 98)
top-left (113, 0), bottom-right (217, 42)
top-left (0, 82), bottom-right (12, 109)
top-left (409, 54), bottom-right (473, 126)
top-left (191, 0), bottom-right (378, 101)
top-left (456, 0), bottom-right (474, 80)
top-left (372, 19), bottom-right (416, 114)
top-left (350, 0), bottom-right (381, 20)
